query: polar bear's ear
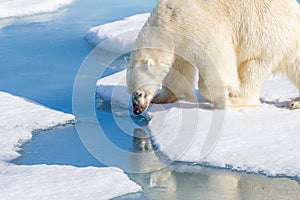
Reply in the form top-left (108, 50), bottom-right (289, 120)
top-left (147, 59), bottom-right (155, 70)
top-left (124, 56), bottom-right (130, 64)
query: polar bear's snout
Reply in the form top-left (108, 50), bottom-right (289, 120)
top-left (132, 90), bottom-right (150, 115)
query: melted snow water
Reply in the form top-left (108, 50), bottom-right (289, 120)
top-left (4, 0), bottom-right (300, 199)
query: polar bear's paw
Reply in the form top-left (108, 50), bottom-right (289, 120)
top-left (151, 92), bottom-right (178, 104)
top-left (151, 87), bottom-right (178, 104)
top-left (290, 98), bottom-right (300, 110)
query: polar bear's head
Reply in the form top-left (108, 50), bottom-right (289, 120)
top-left (126, 58), bottom-right (170, 114)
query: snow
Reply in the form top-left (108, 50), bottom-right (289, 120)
top-left (0, 0), bottom-right (74, 19)
top-left (97, 69), bottom-right (300, 179)
top-left (0, 91), bottom-right (141, 199)
top-left (0, 165), bottom-right (140, 200)
top-left (0, 0), bottom-right (75, 28)
top-left (96, 70), bottom-right (130, 109)
top-left (86, 13), bottom-right (150, 53)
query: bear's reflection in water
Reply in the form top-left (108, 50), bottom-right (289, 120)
top-left (122, 128), bottom-right (300, 200)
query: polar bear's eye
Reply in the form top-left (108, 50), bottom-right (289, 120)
top-left (135, 91), bottom-right (144, 98)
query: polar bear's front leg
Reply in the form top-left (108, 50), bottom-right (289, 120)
top-left (152, 58), bottom-right (196, 104)
top-left (151, 86), bottom-right (178, 104)
top-left (231, 59), bottom-right (271, 107)
top-left (286, 59), bottom-right (300, 110)
top-left (197, 45), bottom-right (240, 109)
top-left (198, 75), bottom-right (230, 109)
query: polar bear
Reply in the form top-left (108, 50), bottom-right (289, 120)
top-left (126, 0), bottom-right (300, 114)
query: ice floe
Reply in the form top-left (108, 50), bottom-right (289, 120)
top-left (0, 91), bottom-right (141, 199)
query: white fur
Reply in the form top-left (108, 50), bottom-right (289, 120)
top-left (127, 0), bottom-right (300, 109)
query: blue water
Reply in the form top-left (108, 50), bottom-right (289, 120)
top-left (5, 0), bottom-right (155, 167)
top-left (3, 0), bottom-right (300, 199)
top-left (0, 0), bottom-right (155, 113)
top-left (15, 126), bottom-right (104, 167)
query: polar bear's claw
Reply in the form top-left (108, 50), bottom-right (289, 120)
top-left (290, 98), bottom-right (300, 110)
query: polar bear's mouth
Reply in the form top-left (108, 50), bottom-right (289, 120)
top-left (132, 95), bottom-right (152, 115)
top-left (132, 101), bottom-right (150, 115)
top-left (133, 106), bottom-right (146, 115)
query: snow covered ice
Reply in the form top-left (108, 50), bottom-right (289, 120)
top-left (0, 92), bottom-right (76, 162)
top-left (94, 14), bottom-right (300, 180)
top-left (0, 0), bottom-right (75, 28)
top-left (86, 13), bottom-right (150, 53)
top-left (0, 0), bottom-right (74, 19)
top-left (0, 91), bottom-right (141, 199)
top-left (0, 165), bottom-right (141, 200)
